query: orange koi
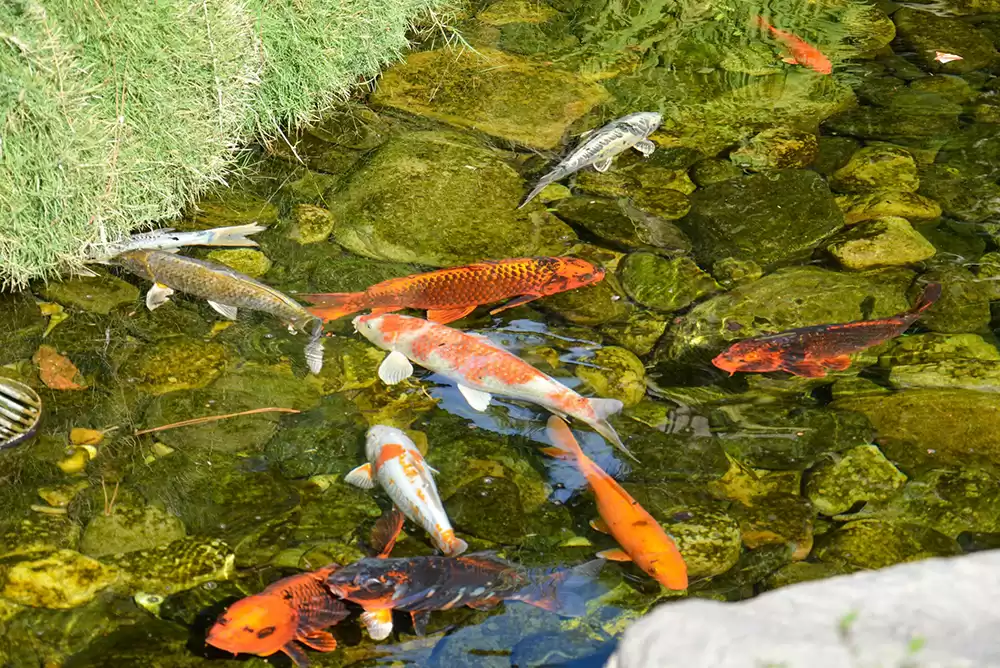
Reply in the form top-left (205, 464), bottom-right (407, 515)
top-left (712, 283), bottom-right (942, 378)
top-left (206, 566), bottom-right (346, 667)
top-left (300, 257), bottom-right (604, 324)
top-left (754, 16), bottom-right (832, 75)
top-left (544, 416), bottom-right (688, 590)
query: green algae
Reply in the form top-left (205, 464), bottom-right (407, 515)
top-left (38, 276), bottom-right (140, 316)
top-left (122, 338), bottom-right (228, 396)
top-left (574, 346), bottom-right (646, 407)
top-left (204, 249), bottom-right (272, 278)
top-left (825, 216), bottom-right (936, 270)
top-left (805, 445), bottom-right (908, 517)
top-left (729, 128), bottom-right (818, 172)
top-left (618, 253), bottom-right (719, 313)
top-left (814, 519), bottom-right (961, 570)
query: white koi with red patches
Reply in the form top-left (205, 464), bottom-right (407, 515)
top-left (353, 313), bottom-right (631, 459)
top-left (346, 425), bottom-right (467, 557)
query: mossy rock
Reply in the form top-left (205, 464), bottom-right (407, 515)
top-left (185, 192), bottom-right (279, 230)
top-left (690, 159), bottom-right (742, 187)
top-left (763, 560), bottom-right (854, 590)
top-left (288, 204), bottom-right (335, 245)
top-left (707, 404), bottom-right (873, 470)
top-left (552, 196), bottom-right (691, 253)
top-left (677, 170), bottom-right (844, 269)
top-left (840, 4), bottom-right (896, 54)
top-left (729, 128), bottom-right (818, 172)
top-left (917, 264), bottom-right (992, 334)
top-left (264, 394), bottom-right (369, 479)
top-left (106, 536), bottom-right (233, 595)
top-left (833, 389), bottom-right (1000, 471)
top-left (283, 168), bottom-right (340, 202)
top-left (618, 253), bottom-right (719, 313)
top-left (122, 338), bottom-right (227, 396)
top-left (812, 136), bottom-right (860, 176)
top-left (825, 216), bottom-right (935, 270)
top-left (691, 544), bottom-right (796, 600)
top-left (732, 492), bottom-right (813, 560)
top-left (574, 346), bottom-right (646, 407)
top-left (38, 276), bottom-right (139, 315)
top-left (599, 310), bottom-right (669, 357)
top-left (655, 266), bottom-right (914, 369)
top-left (710, 257), bottom-right (762, 289)
top-left (478, 0), bottom-right (561, 25)
top-left (306, 337), bottom-right (384, 396)
top-left (373, 47), bottom-right (608, 150)
top-left (836, 190), bottom-right (942, 225)
top-left (919, 164), bottom-right (1000, 224)
top-left (537, 277), bottom-right (633, 326)
top-left (448, 475), bottom-right (526, 545)
top-left (204, 249), bottom-right (272, 278)
top-left (80, 501), bottom-right (186, 558)
top-left (823, 105), bottom-right (960, 140)
top-left (616, 420), bottom-right (730, 484)
top-left (889, 359), bottom-right (1000, 393)
top-left (830, 145), bottom-right (919, 194)
top-left (0, 514), bottom-right (82, 558)
top-left (894, 8), bottom-right (998, 74)
top-left (877, 333), bottom-right (1000, 367)
top-left (813, 519), bottom-right (960, 570)
top-left (329, 131), bottom-right (576, 266)
top-left (0, 550), bottom-right (120, 609)
top-left (804, 445), bottom-right (907, 516)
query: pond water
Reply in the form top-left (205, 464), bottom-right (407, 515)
top-left (3, 0), bottom-right (1000, 665)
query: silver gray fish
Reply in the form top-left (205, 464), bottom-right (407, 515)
top-left (0, 379), bottom-right (41, 450)
top-left (116, 250), bottom-right (324, 374)
top-left (519, 112), bottom-right (663, 208)
top-left (85, 223), bottom-right (265, 263)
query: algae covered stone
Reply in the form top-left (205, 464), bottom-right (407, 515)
top-left (373, 47), bottom-right (608, 150)
top-left (289, 204), bottom-right (335, 245)
top-left (711, 257), bottom-right (762, 288)
top-left (38, 276), bottom-right (139, 315)
top-left (805, 445), bottom-right (907, 516)
top-left (552, 197), bottom-right (691, 253)
top-left (894, 8), bottom-right (998, 74)
top-left (733, 493), bottom-right (814, 561)
top-left (678, 170), bottom-right (844, 268)
top-left (123, 338), bottom-right (227, 396)
top-left (204, 249), bottom-right (272, 278)
top-left (330, 131), bottom-right (576, 266)
top-left (878, 333), bottom-right (1000, 367)
top-left (826, 216), bottom-right (935, 270)
top-left (916, 265), bottom-right (992, 334)
top-left (80, 502), bottom-right (186, 558)
top-left (574, 346), bottom-right (646, 407)
top-left (889, 359), bottom-right (1000, 393)
top-left (448, 475), bottom-right (527, 545)
top-left (837, 190), bottom-right (941, 225)
top-left (0, 550), bottom-right (120, 609)
top-left (814, 519), bottom-right (960, 570)
top-left (599, 310), bottom-right (669, 357)
top-left (690, 159), bottom-right (742, 187)
top-left (618, 253), bottom-right (719, 313)
top-left (729, 128), bottom-right (818, 172)
top-left (830, 146), bottom-right (919, 193)
top-left (106, 536), bottom-right (234, 595)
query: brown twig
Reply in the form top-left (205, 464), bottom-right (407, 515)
top-left (101, 476), bottom-right (119, 516)
top-left (133, 407), bottom-right (301, 436)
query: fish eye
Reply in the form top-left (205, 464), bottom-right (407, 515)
top-left (216, 616), bottom-right (229, 626)
top-left (256, 626), bottom-right (276, 639)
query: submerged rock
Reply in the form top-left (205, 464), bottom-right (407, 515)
top-left (825, 216), bottom-right (935, 270)
top-left (330, 131), bottom-right (576, 266)
top-left (919, 164), bottom-right (1000, 224)
top-left (678, 170), bottom-right (844, 268)
top-left (537, 277), bottom-right (633, 326)
top-left (889, 359), bottom-right (1000, 393)
top-left (836, 190), bottom-right (941, 225)
top-left (0, 550), bottom-right (119, 609)
top-left (618, 253), bottom-right (719, 313)
top-left (689, 159), bottom-right (742, 187)
top-left (373, 47), bottom-right (608, 150)
top-left (763, 560), bottom-right (853, 590)
top-left (732, 493), bottom-right (813, 561)
top-left (38, 276), bottom-right (139, 315)
top-left (204, 249), bottom-right (272, 278)
top-left (710, 258), bottom-right (762, 288)
top-left (917, 265), bottom-right (992, 334)
top-left (552, 197), bottom-right (691, 253)
top-left (728, 128), bottom-right (818, 172)
top-left (894, 8), bottom-right (997, 74)
top-left (122, 338), bottom-right (228, 396)
top-left (0, 514), bottom-right (82, 558)
top-left (814, 519), bottom-right (960, 570)
top-left (599, 310), bottom-right (669, 357)
top-left (830, 146), bottom-right (919, 193)
top-left (877, 332), bottom-right (1000, 367)
top-left (804, 446), bottom-right (907, 516)
top-left (80, 502), bottom-right (186, 558)
top-left (574, 346), bottom-right (646, 407)
top-left (288, 203), bottom-right (335, 245)
top-left (812, 136), bottom-right (860, 176)
top-left (106, 536), bottom-right (234, 595)
top-left (448, 475), bottom-right (527, 545)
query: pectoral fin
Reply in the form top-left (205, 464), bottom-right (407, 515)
top-left (596, 548), bottom-right (632, 562)
top-left (207, 300), bottom-right (238, 320)
top-left (360, 609), bottom-right (394, 641)
top-left (590, 517), bottom-right (610, 534)
top-left (300, 630), bottom-right (338, 652)
top-left (378, 350), bottom-right (414, 385)
top-left (345, 463), bottom-right (375, 489)
top-left (426, 305), bottom-right (476, 324)
top-left (823, 355), bottom-right (853, 371)
top-left (593, 158), bottom-right (613, 173)
top-left (633, 139), bottom-right (656, 156)
top-left (780, 360), bottom-right (829, 378)
top-left (281, 642), bottom-right (309, 667)
top-left (489, 294), bottom-right (543, 315)
top-left (411, 610), bottom-right (431, 636)
top-left (457, 384), bottom-right (492, 411)
top-left (145, 284), bottom-right (175, 311)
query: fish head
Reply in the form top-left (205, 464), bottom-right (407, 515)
top-left (711, 341), bottom-right (783, 375)
top-left (542, 257), bottom-right (606, 294)
top-left (326, 559), bottom-right (409, 603)
top-left (353, 313), bottom-right (426, 349)
top-left (365, 424), bottom-right (414, 463)
top-left (206, 594), bottom-right (296, 657)
top-left (619, 111), bottom-right (663, 136)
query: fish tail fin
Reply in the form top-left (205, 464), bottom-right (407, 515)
top-left (513, 559), bottom-right (606, 617)
top-left (542, 415), bottom-right (586, 461)
top-left (442, 532), bottom-right (469, 557)
top-left (518, 176), bottom-right (555, 209)
top-left (910, 282), bottom-right (943, 316)
top-left (584, 398), bottom-right (636, 462)
top-left (200, 223), bottom-right (267, 247)
top-left (752, 14), bottom-right (772, 32)
top-left (301, 293), bottom-right (367, 322)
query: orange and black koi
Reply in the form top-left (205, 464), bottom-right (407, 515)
top-left (300, 257), bottom-right (604, 324)
top-left (712, 283), bottom-right (942, 378)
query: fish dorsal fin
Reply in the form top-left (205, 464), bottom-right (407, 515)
top-left (457, 384), bottom-right (492, 412)
top-left (207, 300), bottom-right (238, 320)
top-left (378, 350), bottom-right (413, 385)
top-left (345, 463), bottom-right (375, 489)
top-left (145, 283), bottom-right (175, 311)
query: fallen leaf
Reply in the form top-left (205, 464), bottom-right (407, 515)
top-left (70, 428), bottom-right (104, 446)
top-left (37, 301), bottom-right (70, 338)
top-left (33, 345), bottom-right (87, 390)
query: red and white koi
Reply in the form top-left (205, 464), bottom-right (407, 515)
top-left (345, 426), bottom-right (467, 557)
top-left (353, 314), bottom-right (631, 459)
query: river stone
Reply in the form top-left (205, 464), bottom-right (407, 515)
top-left (80, 502), bottom-right (186, 558)
top-left (877, 333), bottom-right (1000, 367)
top-left (814, 519), bottom-right (960, 570)
top-left (329, 131), bottom-right (575, 266)
top-left (710, 258), bottom-right (762, 288)
top-left (105, 536), bottom-right (234, 595)
top-left (894, 8), bottom-right (998, 74)
top-left (0, 550), bottom-right (120, 609)
top-left (836, 190), bottom-right (942, 225)
top-left (917, 265), bottom-right (992, 334)
top-left (729, 128), bottom-right (818, 172)
top-left (825, 216), bottom-right (935, 270)
top-left (204, 249), bottom-right (272, 278)
top-left (919, 164), bottom-right (1000, 224)
top-left (38, 275), bottom-right (139, 315)
top-left (830, 146), bottom-right (919, 193)
top-left (690, 159), bottom-right (742, 187)
top-left (0, 515), bottom-right (81, 558)
top-left (448, 475), bottom-right (526, 545)
top-left (122, 338), bottom-right (228, 396)
top-left (656, 266), bottom-right (914, 368)
top-left (599, 310), bottom-right (669, 357)
top-left (574, 346), bottom-right (646, 407)
top-left (889, 359), bottom-right (1000, 393)
top-left (552, 197), bottom-right (691, 253)
top-left (618, 253), bottom-right (719, 313)
top-left (678, 170), bottom-right (844, 268)
top-left (288, 204), bottom-right (335, 245)
top-left (804, 446), bottom-right (907, 516)
top-left (733, 493), bottom-right (814, 560)
top-left (833, 390), bottom-right (1000, 470)
top-left (372, 47), bottom-right (608, 150)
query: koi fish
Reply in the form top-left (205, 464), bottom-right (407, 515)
top-left (206, 565), bottom-right (346, 667)
top-left (116, 250), bottom-right (324, 373)
top-left (345, 425), bottom-right (468, 557)
top-left (543, 416), bottom-right (687, 590)
top-left (301, 256), bottom-right (604, 324)
top-left (754, 16), bottom-right (832, 75)
top-left (353, 313), bottom-right (630, 458)
top-left (519, 112), bottom-right (663, 208)
top-left (712, 282), bottom-right (942, 378)
top-left (85, 223), bottom-right (266, 263)
top-left (325, 553), bottom-right (603, 640)
top-left (934, 51), bottom-right (963, 64)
